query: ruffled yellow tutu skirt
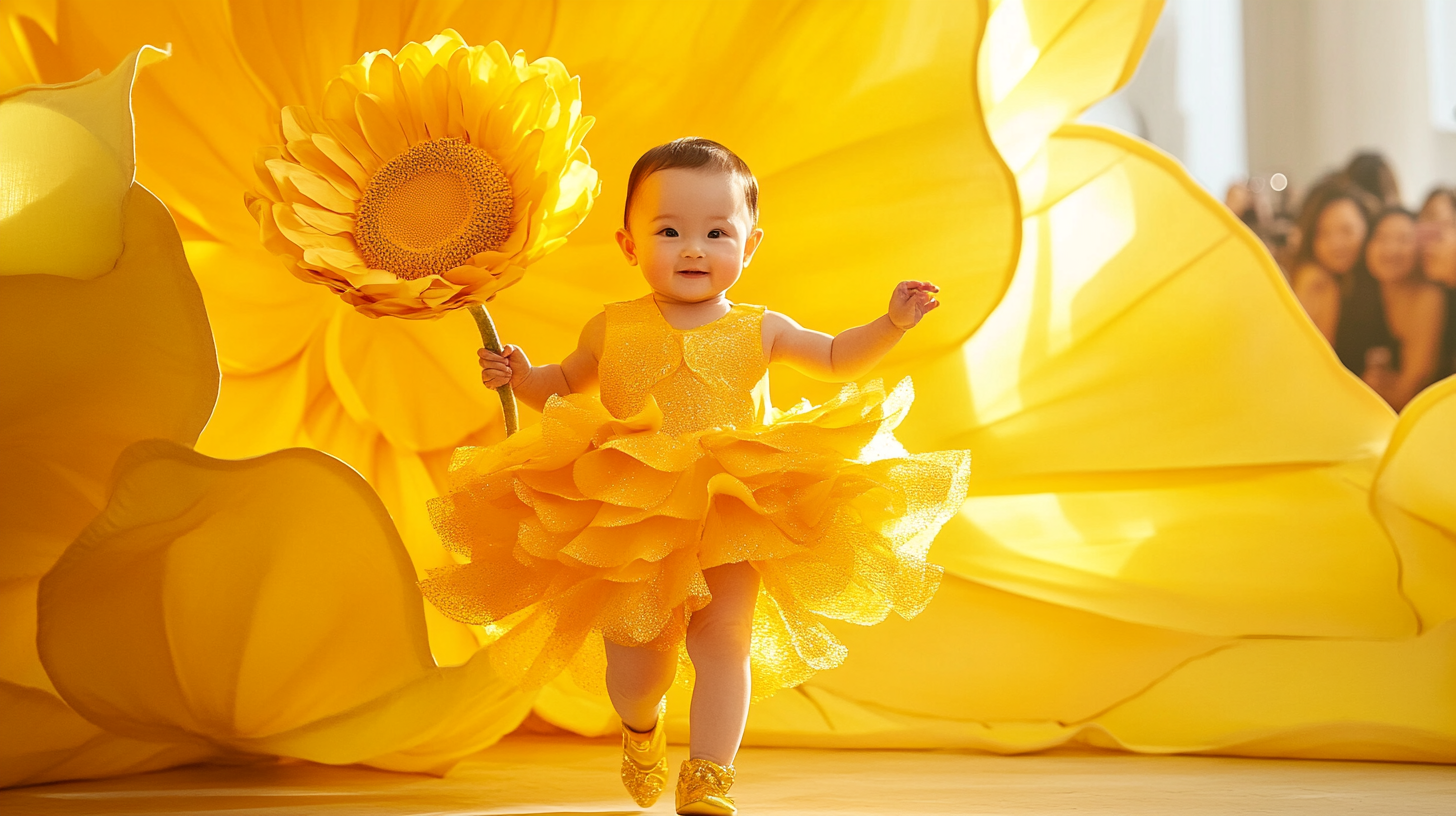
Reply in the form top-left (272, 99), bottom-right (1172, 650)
top-left (421, 378), bottom-right (972, 698)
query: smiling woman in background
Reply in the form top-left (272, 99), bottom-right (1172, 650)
top-left (1356, 208), bottom-right (1446, 410)
top-left (1417, 188), bottom-right (1456, 380)
top-left (1290, 178), bottom-right (1386, 379)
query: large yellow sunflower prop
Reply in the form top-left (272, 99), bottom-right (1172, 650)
top-left (246, 29), bottom-right (598, 431)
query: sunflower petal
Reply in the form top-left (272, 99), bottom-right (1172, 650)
top-left (354, 90), bottom-right (410, 161)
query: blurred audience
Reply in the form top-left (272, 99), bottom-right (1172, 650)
top-left (1228, 152), bottom-right (1456, 409)
top-left (1225, 178), bottom-right (1300, 275)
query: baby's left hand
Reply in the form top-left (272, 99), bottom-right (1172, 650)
top-left (888, 280), bottom-right (940, 330)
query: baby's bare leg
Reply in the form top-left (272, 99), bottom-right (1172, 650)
top-left (604, 639), bottom-right (678, 732)
top-left (686, 561), bottom-right (761, 765)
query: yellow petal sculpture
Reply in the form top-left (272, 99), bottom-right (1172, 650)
top-left (1372, 376), bottom-right (1456, 631)
top-left (0, 42), bottom-right (164, 278)
top-left (37, 440), bottom-right (532, 772)
top-left (0, 46), bottom-right (222, 787)
top-left (246, 30), bottom-right (598, 319)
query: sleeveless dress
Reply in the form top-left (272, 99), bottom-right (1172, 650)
top-left (420, 294), bottom-right (973, 698)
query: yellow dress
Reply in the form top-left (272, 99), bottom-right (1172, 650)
top-left (420, 294), bottom-right (973, 697)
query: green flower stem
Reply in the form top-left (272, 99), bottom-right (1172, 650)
top-left (468, 303), bottom-right (519, 437)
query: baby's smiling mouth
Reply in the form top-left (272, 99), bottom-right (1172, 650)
top-left (676, 269), bottom-right (709, 277)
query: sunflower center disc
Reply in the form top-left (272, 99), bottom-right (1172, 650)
top-left (355, 138), bottom-right (513, 280)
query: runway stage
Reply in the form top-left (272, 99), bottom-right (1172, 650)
top-left (2, 736), bottom-right (1452, 816)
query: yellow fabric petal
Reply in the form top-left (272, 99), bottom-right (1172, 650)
top-left (36, 440), bottom-right (532, 763)
top-left (0, 680), bottom-right (217, 789)
top-left (1094, 619), bottom-right (1456, 762)
top-left (0, 580), bottom-right (49, 692)
top-left (0, 46), bottom-right (164, 278)
top-left (1372, 376), bottom-right (1456, 630)
top-left (940, 463), bottom-right (1412, 637)
top-left (322, 304), bottom-right (498, 452)
top-left (763, 577), bottom-right (1224, 730)
top-left (187, 240), bottom-right (334, 376)
top-left (905, 125), bottom-right (1394, 469)
top-left (892, 126), bottom-right (1407, 641)
top-left (0, 93), bottom-right (215, 784)
top-left (292, 392), bottom-right (493, 666)
top-left (224, 0), bottom-right (554, 114)
top-left (529, 0), bottom-right (1017, 374)
top-left (979, 0), bottom-right (1161, 172)
top-left (0, 0), bottom-right (51, 92)
top-left (32, 1), bottom-right (275, 244)
top-left (0, 184), bottom-right (217, 586)
top-left (194, 334), bottom-right (320, 458)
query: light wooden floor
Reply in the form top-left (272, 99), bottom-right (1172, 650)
top-left (3, 736), bottom-right (1454, 815)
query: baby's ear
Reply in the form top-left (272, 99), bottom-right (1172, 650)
top-left (614, 228), bottom-right (638, 265)
top-left (741, 227), bottom-right (765, 267)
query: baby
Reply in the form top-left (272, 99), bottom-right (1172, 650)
top-left (481, 142), bottom-right (940, 402)
top-left (448, 136), bottom-right (960, 810)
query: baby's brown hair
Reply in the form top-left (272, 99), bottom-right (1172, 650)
top-left (622, 137), bottom-right (759, 228)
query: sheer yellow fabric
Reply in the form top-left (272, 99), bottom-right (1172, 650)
top-left (422, 296), bottom-right (971, 698)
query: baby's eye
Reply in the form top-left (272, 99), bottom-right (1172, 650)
top-left (708, 229), bottom-right (724, 239)
top-left (660, 228), bottom-right (679, 237)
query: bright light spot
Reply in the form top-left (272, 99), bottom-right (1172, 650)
top-left (961, 219), bottom-right (1038, 423)
top-left (1271, 173), bottom-right (1288, 192)
top-left (983, 0), bottom-right (1041, 106)
top-left (960, 493), bottom-right (1157, 577)
top-left (1047, 165), bottom-right (1137, 354)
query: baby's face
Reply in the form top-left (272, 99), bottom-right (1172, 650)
top-left (617, 167), bottom-right (763, 303)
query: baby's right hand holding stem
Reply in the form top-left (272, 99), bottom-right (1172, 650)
top-left (479, 344), bottom-right (530, 389)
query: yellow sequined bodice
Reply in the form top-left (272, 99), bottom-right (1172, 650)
top-left (599, 294), bottom-right (769, 436)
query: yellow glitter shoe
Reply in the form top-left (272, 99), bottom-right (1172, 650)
top-left (620, 699), bottom-right (669, 808)
top-left (675, 757), bottom-right (736, 815)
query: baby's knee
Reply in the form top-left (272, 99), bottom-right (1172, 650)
top-left (686, 615), bottom-right (754, 663)
top-left (605, 655), bottom-right (676, 701)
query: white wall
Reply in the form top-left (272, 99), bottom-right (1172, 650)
top-left (1243, 0), bottom-right (1456, 206)
top-left (1081, 0), bottom-right (1249, 196)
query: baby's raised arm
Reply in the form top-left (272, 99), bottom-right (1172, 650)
top-left (764, 281), bottom-right (940, 381)
top-left (479, 312), bottom-right (605, 412)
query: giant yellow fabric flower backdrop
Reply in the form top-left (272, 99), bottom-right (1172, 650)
top-left (24, 0), bottom-right (1019, 666)
top-left (5, 0), bottom-right (1453, 792)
